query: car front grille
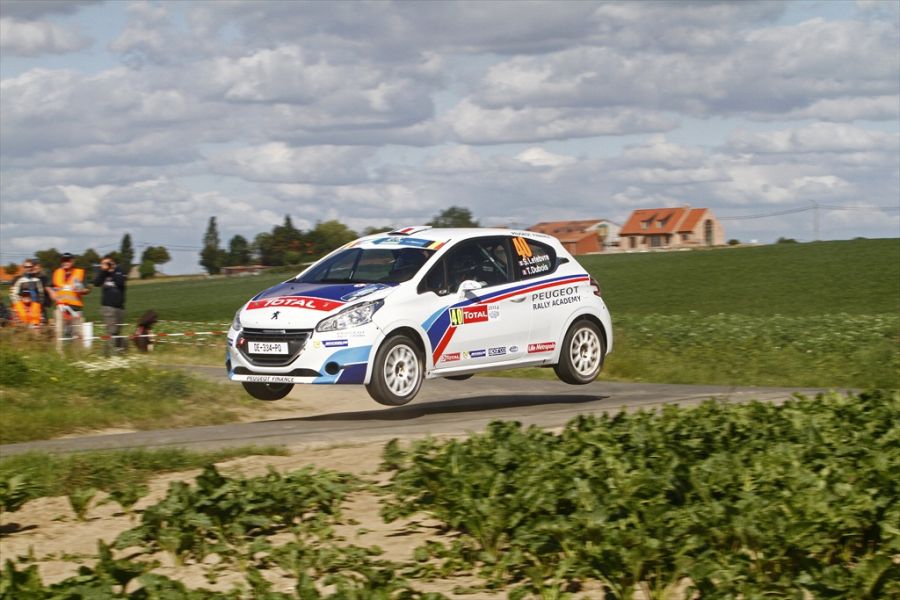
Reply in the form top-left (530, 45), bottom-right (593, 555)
top-left (237, 328), bottom-right (312, 367)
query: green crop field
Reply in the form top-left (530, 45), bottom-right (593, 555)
top-left (79, 238), bottom-right (899, 322)
top-left (62, 238), bottom-right (900, 389)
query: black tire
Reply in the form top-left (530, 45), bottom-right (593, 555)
top-left (366, 334), bottom-right (424, 406)
top-left (242, 381), bottom-right (294, 401)
top-left (445, 374), bottom-right (474, 381)
top-left (553, 319), bottom-right (605, 385)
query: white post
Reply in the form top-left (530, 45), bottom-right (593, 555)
top-left (82, 321), bottom-right (93, 349)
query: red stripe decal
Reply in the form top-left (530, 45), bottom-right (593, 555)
top-left (482, 276), bottom-right (589, 304)
top-left (432, 326), bottom-right (457, 363)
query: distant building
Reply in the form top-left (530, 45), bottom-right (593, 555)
top-left (528, 219), bottom-right (621, 255)
top-left (222, 265), bottom-right (266, 276)
top-left (619, 206), bottom-right (724, 250)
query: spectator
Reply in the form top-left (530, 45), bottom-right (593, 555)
top-left (11, 293), bottom-right (42, 328)
top-left (51, 252), bottom-right (90, 338)
top-left (9, 259), bottom-right (48, 324)
top-left (93, 255), bottom-right (127, 354)
top-left (31, 258), bottom-right (54, 323)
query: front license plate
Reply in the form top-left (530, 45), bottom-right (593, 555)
top-left (249, 341), bottom-right (288, 354)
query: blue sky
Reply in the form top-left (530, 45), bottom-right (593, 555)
top-left (1, 0), bottom-right (898, 274)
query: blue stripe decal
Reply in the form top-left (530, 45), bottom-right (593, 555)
top-left (313, 345), bottom-right (373, 383)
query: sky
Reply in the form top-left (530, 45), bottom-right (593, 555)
top-left (1, 0), bottom-right (898, 274)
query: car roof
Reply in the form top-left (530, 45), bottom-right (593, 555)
top-left (351, 227), bottom-right (558, 249)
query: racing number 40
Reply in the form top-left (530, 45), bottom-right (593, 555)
top-left (513, 237), bottom-right (532, 258)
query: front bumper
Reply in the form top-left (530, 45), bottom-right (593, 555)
top-left (226, 323), bottom-right (379, 385)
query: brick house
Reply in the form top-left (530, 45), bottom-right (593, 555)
top-left (528, 219), bottom-right (621, 255)
top-left (619, 206), bottom-right (724, 250)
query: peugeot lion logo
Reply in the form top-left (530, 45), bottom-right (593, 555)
top-left (271, 311), bottom-right (280, 320)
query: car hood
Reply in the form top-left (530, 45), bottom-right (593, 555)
top-left (239, 281), bottom-right (398, 329)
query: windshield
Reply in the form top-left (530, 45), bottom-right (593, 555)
top-left (296, 247), bottom-right (435, 284)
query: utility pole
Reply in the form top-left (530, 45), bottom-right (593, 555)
top-left (809, 200), bottom-right (820, 241)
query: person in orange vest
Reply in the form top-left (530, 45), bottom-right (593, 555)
top-left (51, 252), bottom-right (91, 338)
top-left (12, 294), bottom-right (43, 327)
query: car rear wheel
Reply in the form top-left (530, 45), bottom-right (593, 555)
top-left (242, 381), bottom-right (294, 401)
top-left (366, 334), bottom-right (424, 406)
top-left (554, 319), bottom-right (605, 385)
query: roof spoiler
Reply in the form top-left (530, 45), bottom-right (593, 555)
top-left (388, 226), bottom-right (432, 236)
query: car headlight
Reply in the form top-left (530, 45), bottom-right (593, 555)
top-left (232, 309), bottom-right (243, 332)
top-left (316, 300), bottom-right (383, 332)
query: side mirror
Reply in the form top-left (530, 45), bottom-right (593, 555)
top-left (457, 279), bottom-right (484, 298)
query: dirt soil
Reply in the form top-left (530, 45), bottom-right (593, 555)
top-left (1, 385), bottom-right (614, 598)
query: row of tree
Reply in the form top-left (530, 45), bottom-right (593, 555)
top-left (198, 206), bottom-right (479, 275)
top-left (8, 234), bottom-right (172, 280)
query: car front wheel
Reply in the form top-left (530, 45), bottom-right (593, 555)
top-left (242, 381), bottom-right (294, 401)
top-left (554, 319), bottom-right (605, 385)
top-left (366, 334), bottom-right (424, 406)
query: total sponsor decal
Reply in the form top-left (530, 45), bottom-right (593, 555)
top-left (532, 286), bottom-right (581, 310)
top-left (488, 346), bottom-right (506, 357)
top-left (463, 349), bottom-right (487, 359)
top-left (448, 304), bottom-right (500, 326)
top-left (440, 352), bottom-right (461, 363)
top-left (528, 342), bottom-right (556, 354)
top-left (247, 296), bottom-right (344, 312)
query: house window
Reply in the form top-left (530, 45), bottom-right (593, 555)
top-left (656, 221), bottom-right (663, 228)
top-left (682, 233), bottom-right (690, 241)
top-left (704, 220), bottom-right (713, 245)
top-left (630, 237), bottom-right (636, 249)
top-left (641, 221), bottom-right (649, 230)
top-left (650, 236), bottom-right (663, 248)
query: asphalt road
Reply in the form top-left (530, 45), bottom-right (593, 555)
top-left (1, 369), bottom-right (834, 456)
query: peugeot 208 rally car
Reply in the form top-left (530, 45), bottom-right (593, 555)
top-left (227, 227), bottom-right (612, 406)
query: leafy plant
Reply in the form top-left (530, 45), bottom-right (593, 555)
top-left (67, 487), bottom-right (97, 521)
top-left (0, 474), bottom-right (31, 516)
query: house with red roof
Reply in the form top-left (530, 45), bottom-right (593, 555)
top-left (527, 219), bottom-right (621, 255)
top-left (619, 206), bottom-right (724, 250)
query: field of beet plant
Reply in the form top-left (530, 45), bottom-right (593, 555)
top-left (2, 391), bottom-right (897, 598)
top-left (1, 238), bottom-right (898, 598)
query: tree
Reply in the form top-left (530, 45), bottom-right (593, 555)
top-left (226, 235), bottom-right (252, 267)
top-left (200, 217), bottom-right (225, 275)
top-left (119, 234), bottom-right (135, 274)
top-left (252, 232), bottom-right (278, 266)
top-left (75, 248), bottom-right (101, 271)
top-left (138, 259), bottom-right (156, 279)
top-left (35, 248), bottom-right (61, 271)
top-left (426, 206), bottom-right (479, 228)
top-left (141, 246), bottom-right (171, 266)
top-left (305, 220), bottom-right (357, 257)
top-left (4, 263), bottom-right (19, 277)
top-left (363, 226), bottom-right (394, 235)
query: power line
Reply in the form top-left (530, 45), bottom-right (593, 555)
top-left (718, 204), bottom-right (899, 221)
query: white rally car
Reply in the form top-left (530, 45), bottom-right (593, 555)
top-left (227, 227), bottom-right (612, 406)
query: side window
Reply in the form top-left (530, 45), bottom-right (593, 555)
top-left (446, 238), bottom-right (512, 290)
top-left (511, 236), bottom-right (556, 279)
top-left (419, 259), bottom-right (449, 296)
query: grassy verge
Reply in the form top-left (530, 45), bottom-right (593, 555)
top-left (487, 312), bottom-right (900, 389)
top-left (0, 339), bottom-right (257, 444)
top-left (0, 446), bottom-right (287, 505)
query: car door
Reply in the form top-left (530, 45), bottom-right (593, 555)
top-left (418, 236), bottom-right (532, 369)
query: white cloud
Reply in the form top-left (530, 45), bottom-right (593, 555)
top-left (727, 123), bottom-right (899, 154)
top-left (208, 143), bottom-right (374, 184)
top-left (0, 17), bottom-right (91, 56)
top-left (515, 147), bottom-right (577, 168)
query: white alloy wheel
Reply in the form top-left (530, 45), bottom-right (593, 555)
top-left (569, 326), bottom-right (602, 377)
top-left (554, 319), bottom-right (605, 385)
top-left (383, 343), bottom-right (420, 398)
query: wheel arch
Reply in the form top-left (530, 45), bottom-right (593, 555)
top-left (560, 310), bottom-right (609, 355)
top-left (366, 324), bottom-right (430, 383)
